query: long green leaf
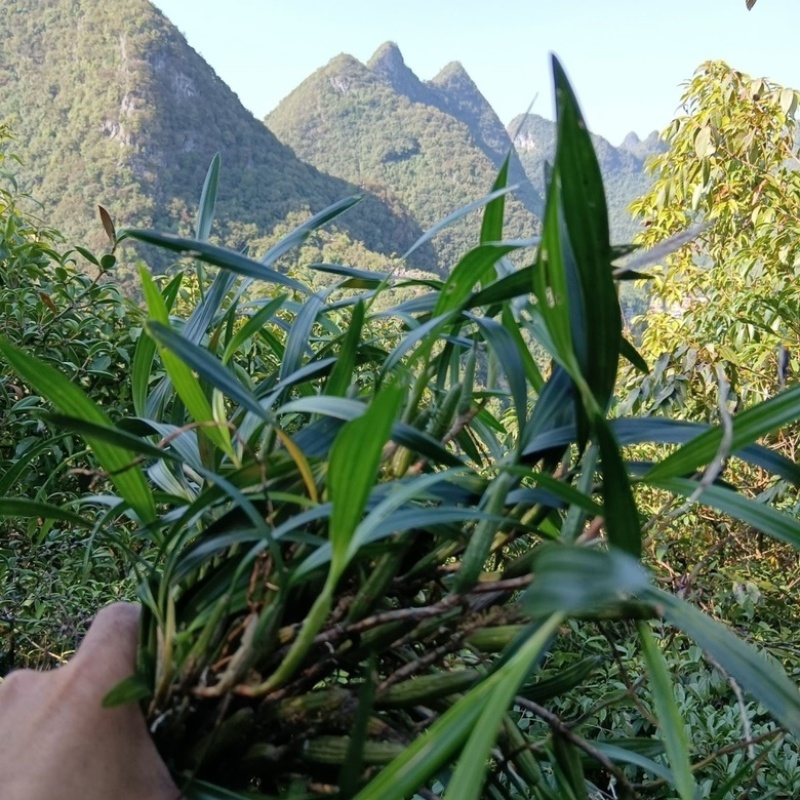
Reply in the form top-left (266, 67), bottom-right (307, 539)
top-left (355, 613), bottom-right (564, 800)
top-left (260, 195), bottom-right (362, 269)
top-left (280, 291), bottom-right (326, 383)
top-left (402, 186), bottom-right (520, 261)
top-left (0, 498), bottom-right (92, 527)
top-left (480, 153), bottom-right (510, 245)
top-left (553, 55), bottom-right (620, 411)
top-left (138, 312), bottom-right (232, 463)
top-left (644, 586), bottom-right (800, 737)
top-left (646, 384), bottom-right (800, 481)
top-left (328, 383), bottom-right (404, 577)
top-left (473, 315), bottom-right (528, 434)
top-left (444, 614), bottom-right (565, 800)
top-left (138, 266), bottom-right (233, 456)
top-left (278, 395), bottom-right (365, 420)
top-left (0, 338), bottom-right (156, 523)
top-left (125, 229), bottom-right (307, 293)
top-left (590, 741), bottom-right (671, 783)
top-left (41, 413), bottom-right (180, 462)
top-left (294, 470), bottom-right (467, 580)
top-left (221, 295), bottom-right (286, 364)
top-left (523, 417), bottom-right (800, 486)
top-left (434, 243), bottom-right (518, 315)
top-left (501, 305), bottom-right (545, 392)
top-left (132, 271), bottom-right (182, 417)
top-left (465, 266), bottom-right (536, 309)
top-left (533, 177), bottom-right (578, 383)
top-left (637, 623), bottom-right (696, 800)
top-left (595, 416), bottom-right (642, 557)
top-left (651, 477), bottom-right (800, 549)
top-left (147, 321), bottom-right (268, 423)
top-left (195, 153), bottom-right (220, 242)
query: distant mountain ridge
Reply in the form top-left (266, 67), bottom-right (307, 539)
top-left (367, 43), bottom-right (541, 217)
top-left (267, 43), bottom-right (543, 272)
top-left (508, 113), bottom-right (665, 242)
top-left (0, 0), bottom-right (664, 282)
top-left (0, 0), bottom-right (433, 277)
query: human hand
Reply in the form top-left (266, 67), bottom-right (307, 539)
top-left (0, 603), bottom-right (180, 800)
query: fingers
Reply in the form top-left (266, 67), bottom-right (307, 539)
top-left (69, 602), bottom-right (141, 683)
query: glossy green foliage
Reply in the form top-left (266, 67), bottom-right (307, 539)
top-left (5, 61), bottom-right (800, 800)
top-left (0, 127), bottom-right (143, 667)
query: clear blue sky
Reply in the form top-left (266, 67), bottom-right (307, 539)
top-left (152, 0), bottom-right (800, 145)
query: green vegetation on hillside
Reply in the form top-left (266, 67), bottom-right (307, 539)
top-left (0, 0), bottom-right (435, 282)
top-left (267, 43), bottom-right (541, 273)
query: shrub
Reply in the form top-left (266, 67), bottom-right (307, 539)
top-left (0, 127), bottom-right (142, 667)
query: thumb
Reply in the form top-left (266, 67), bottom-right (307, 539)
top-left (69, 602), bottom-right (141, 684)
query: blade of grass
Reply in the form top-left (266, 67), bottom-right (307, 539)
top-left (595, 416), bottom-right (642, 557)
top-left (0, 498), bottom-right (92, 527)
top-left (125, 229), bottom-right (308, 293)
top-left (650, 476), bottom-right (800, 549)
top-left (552, 55), bottom-right (620, 411)
top-left (403, 185), bottom-right (520, 261)
top-left (480, 154), bottom-right (510, 245)
top-left (646, 385), bottom-right (800, 482)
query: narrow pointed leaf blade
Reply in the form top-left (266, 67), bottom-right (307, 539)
top-left (124, 229), bottom-right (307, 293)
top-left (480, 153), bottom-right (510, 244)
top-left (646, 385), bottom-right (800, 481)
top-left (553, 55), bottom-right (620, 409)
top-left (473, 315), bottom-right (528, 433)
top-left (637, 623), bottom-right (697, 800)
top-left (260, 195), bottom-right (362, 269)
top-left (328, 384), bottom-right (404, 574)
top-left (354, 615), bottom-right (563, 800)
top-left (403, 185), bottom-right (519, 261)
top-left (644, 586), bottom-right (800, 737)
top-left (596, 417), bottom-right (641, 557)
top-left (195, 152), bottom-right (220, 242)
top-left (0, 498), bottom-right (92, 527)
top-left (39, 413), bottom-right (180, 462)
top-left (523, 544), bottom-right (650, 617)
top-left (444, 615), bottom-right (564, 800)
top-left (147, 321), bottom-right (267, 421)
top-left (651, 477), bottom-right (800, 550)
top-left (434, 243), bottom-right (518, 315)
top-left (0, 338), bottom-right (156, 522)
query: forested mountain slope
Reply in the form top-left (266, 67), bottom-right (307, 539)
top-left (508, 113), bottom-right (665, 242)
top-left (267, 43), bottom-right (542, 272)
top-left (0, 0), bottom-right (432, 278)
